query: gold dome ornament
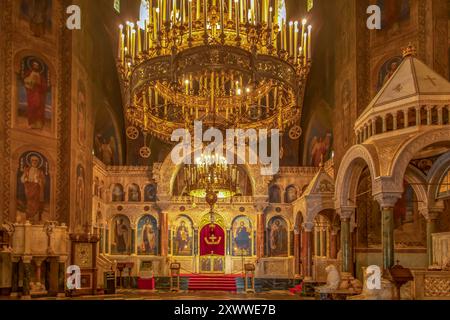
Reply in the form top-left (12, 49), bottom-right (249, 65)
top-left (205, 189), bottom-right (218, 208)
top-left (139, 146), bottom-right (151, 158)
top-left (126, 126), bottom-right (140, 140)
top-left (289, 125), bottom-right (302, 140)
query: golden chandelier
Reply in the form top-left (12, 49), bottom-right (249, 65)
top-left (117, 0), bottom-right (312, 142)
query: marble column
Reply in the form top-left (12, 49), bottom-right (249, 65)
top-left (160, 212), bottom-right (168, 256)
top-left (301, 222), bottom-right (314, 280)
top-left (256, 213), bottom-right (265, 259)
top-left (340, 212), bottom-right (352, 273)
top-left (22, 256), bottom-right (32, 299)
top-left (375, 194), bottom-right (401, 271)
top-left (294, 227), bottom-right (301, 275)
top-left (330, 229), bottom-right (338, 259)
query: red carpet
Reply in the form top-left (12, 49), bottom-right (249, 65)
top-left (187, 275), bottom-right (237, 292)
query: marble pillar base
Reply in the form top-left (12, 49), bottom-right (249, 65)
top-left (30, 282), bottom-right (47, 295)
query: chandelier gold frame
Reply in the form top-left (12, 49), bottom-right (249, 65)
top-left (118, 0), bottom-right (312, 142)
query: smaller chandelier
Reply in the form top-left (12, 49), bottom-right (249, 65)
top-left (184, 153), bottom-right (239, 199)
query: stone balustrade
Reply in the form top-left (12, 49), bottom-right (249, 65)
top-left (355, 105), bottom-right (450, 144)
top-left (432, 232), bottom-right (450, 268)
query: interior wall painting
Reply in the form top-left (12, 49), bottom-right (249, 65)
top-left (16, 151), bottom-right (51, 224)
top-left (94, 107), bottom-right (120, 166)
top-left (128, 184), bottom-right (141, 202)
top-left (17, 56), bottom-right (52, 132)
top-left (144, 183), bottom-right (158, 202)
top-left (137, 215), bottom-right (158, 255)
top-left (377, 56), bottom-right (402, 91)
top-left (77, 79), bottom-right (86, 146)
top-left (111, 215), bottom-right (131, 255)
top-left (20, 0), bottom-right (53, 37)
top-left (377, 0), bottom-right (410, 31)
top-left (267, 216), bottom-right (288, 257)
top-left (75, 164), bottom-right (86, 229)
top-left (111, 184), bottom-right (124, 202)
top-left (232, 216), bottom-right (252, 257)
top-left (305, 109), bottom-right (333, 167)
top-left (172, 215), bottom-right (193, 256)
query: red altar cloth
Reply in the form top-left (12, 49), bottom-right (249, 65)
top-left (137, 277), bottom-right (155, 290)
top-left (200, 224), bottom-right (225, 256)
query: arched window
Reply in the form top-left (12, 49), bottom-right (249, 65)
top-left (267, 216), bottom-right (288, 257)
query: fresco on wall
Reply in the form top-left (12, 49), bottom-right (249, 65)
top-left (393, 183), bottom-right (426, 247)
top-left (232, 216), bottom-right (252, 256)
top-left (377, 56), bottom-right (402, 91)
top-left (172, 216), bottom-right (193, 256)
top-left (269, 185), bottom-right (282, 203)
top-left (137, 215), bottom-right (158, 255)
top-left (75, 165), bottom-right (86, 229)
top-left (20, 0), bottom-right (53, 37)
top-left (94, 107), bottom-right (120, 165)
top-left (17, 56), bottom-right (52, 132)
top-left (285, 185), bottom-right (298, 204)
top-left (267, 216), bottom-right (288, 257)
top-left (16, 151), bottom-right (51, 224)
top-left (111, 184), bottom-right (124, 202)
top-left (77, 80), bottom-right (86, 146)
top-left (128, 184), bottom-right (141, 202)
top-left (111, 215), bottom-right (131, 255)
top-left (144, 183), bottom-right (158, 202)
top-left (305, 110), bottom-right (333, 167)
top-left (377, 0), bottom-right (410, 30)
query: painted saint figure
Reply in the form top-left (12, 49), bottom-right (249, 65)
top-left (21, 58), bottom-right (49, 129)
top-left (21, 155), bottom-right (46, 223)
top-left (114, 218), bottom-right (129, 254)
top-left (141, 219), bottom-right (156, 254)
top-left (176, 221), bottom-right (190, 255)
top-left (269, 218), bottom-right (288, 257)
top-left (234, 221), bottom-right (251, 253)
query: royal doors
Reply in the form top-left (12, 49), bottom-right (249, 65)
top-left (199, 223), bottom-right (225, 273)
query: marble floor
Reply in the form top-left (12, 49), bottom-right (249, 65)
top-left (26, 289), bottom-right (311, 300)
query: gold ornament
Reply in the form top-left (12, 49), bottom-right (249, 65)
top-left (126, 126), bottom-right (140, 140)
top-left (289, 125), bottom-right (302, 140)
top-left (139, 146), bottom-right (151, 158)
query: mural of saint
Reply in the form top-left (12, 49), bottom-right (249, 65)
top-left (128, 184), bottom-right (141, 202)
top-left (173, 216), bottom-right (193, 256)
top-left (111, 215), bottom-right (131, 255)
top-left (144, 183), bottom-right (158, 202)
top-left (94, 134), bottom-right (116, 166)
top-left (285, 185), bottom-right (298, 204)
top-left (16, 151), bottom-right (50, 224)
top-left (305, 109), bottom-right (333, 167)
top-left (94, 106), bottom-right (120, 165)
top-left (377, 0), bottom-right (410, 30)
top-left (138, 215), bottom-right (158, 255)
top-left (268, 217), bottom-right (288, 257)
top-left (17, 56), bottom-right (52, 130)
top-left (232, 216), bottom-right (252, 256)
top-left (20, 0), bottom-right (53, 37)
top-left (77, 80), bottom-right (86, 145)
top-left (377, 56), bottom-right (402, 91)
top-left (269, 185), bottom-right (282, 203)
top-left (75, 165), bottom-right (86, 229)
top-left (111, 184), bottom-right (124, 202)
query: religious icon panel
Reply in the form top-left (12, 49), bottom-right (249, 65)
top-left (172, 215), bottom-right (193, 256)
top-left (231, 216), bottom-right (252, 257)
top-left (137, 215), bottom-right (158, 255)
top-left (111, 215), bottom-right (131, 255)
top-left (267, 216), bottom-right (289, 257)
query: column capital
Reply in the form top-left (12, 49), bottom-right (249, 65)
top-left (374, 193), bottom-right (402, 209)
top-left (302, 222), bottom-right (315, 232)
top-left (336, 206), bottom-right (355, 220)
top-left (420, 207), bottom-right (444, 221)
top-left (22, 256), bottom-right (33, 264)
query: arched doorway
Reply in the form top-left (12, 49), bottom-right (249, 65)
top-left (199, 214), bottom-right (226, 274)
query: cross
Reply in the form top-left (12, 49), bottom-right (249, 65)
top-left (209, 234), bottom-right (217, 242)
top-left (424, 75), bottom-right (437, 86)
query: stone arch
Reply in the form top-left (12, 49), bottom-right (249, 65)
top-left (389, 128), bottom-right (450, 191)
top-left (335, 144), bottom-right (380, 210)
top-left (404, 165), bottom-right (429, 213)
top-left (156, 148), bottom-right (259, 197)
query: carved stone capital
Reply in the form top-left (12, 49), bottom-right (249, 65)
top-left (374, 193), bottom-right (403, 209)
top-left (302, 222), bottom-right (315, 232)
top-left (336, 206), bottom-right (355, 220)
top-left (420, 207), bottom-right (444, 221)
